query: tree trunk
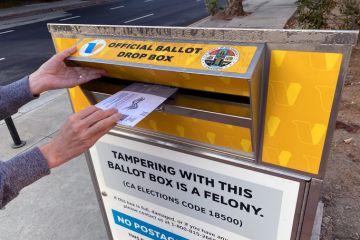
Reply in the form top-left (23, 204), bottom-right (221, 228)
top-left (225, 0), bottom-right (245, 16)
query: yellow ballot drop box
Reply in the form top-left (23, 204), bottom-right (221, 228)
top-left (48, 24), bottom-right (358, 240)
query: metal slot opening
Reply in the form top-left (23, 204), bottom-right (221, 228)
top-left (81, 77), bottom-right (252, 128)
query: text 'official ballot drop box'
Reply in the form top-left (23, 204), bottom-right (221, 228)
top-left (48, 24), bottom-right (358, 240)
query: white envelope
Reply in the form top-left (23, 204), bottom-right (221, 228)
top-left (96, 83), bottom-right (177, 127)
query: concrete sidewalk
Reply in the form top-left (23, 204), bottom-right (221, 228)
top-left (0, 90), bottom-right (108, 240)
top-left (0, 1), bottom-right (299, 240)
top-left (191, 0), bottom-right (297, 28)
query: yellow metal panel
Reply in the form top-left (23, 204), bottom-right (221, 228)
top-left (58, 37), bottom-right (253, 154)
top-left (68, 86), bottom-right (91, 112)
top-left (67, 84), bottom-right (252, 153)
top-left (71, 61), bottom-right (250, 96)
top-left (53, 37), bottom-right (252, 96)
top-left (137, 112), bottom-right (253, 153)
top-left (74, 38), bottom-right (257, 74)
top-left (53, 37), bottom-right (78, 51)
top-left (262, 50), bottom-right (342, 174)
top-left (174, 96), bottom-right (251, 118)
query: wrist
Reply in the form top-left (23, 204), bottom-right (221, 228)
top-left (39, 143), bottom-right (60, 169)
top-left (29, 72), bottom-right (46, 96)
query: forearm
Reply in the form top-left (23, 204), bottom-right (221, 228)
top-left (0, 147), bottom-right (50, 209)
top-left (0, 76), bottom-right (37, 120)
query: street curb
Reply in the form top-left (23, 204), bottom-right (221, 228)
top-left (188, 8), bottom-right (297, 29)
top-left (0, 0), bottom-right (114, 21)
top-left (188, 16), bottom-right (211, 27)
top-left (311, 202), bottom-right (324, 240)
top-left (284, 9), bottom-right (298, 29)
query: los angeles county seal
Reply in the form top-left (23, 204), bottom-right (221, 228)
top-left (201, 47), bottom-right (239, 70)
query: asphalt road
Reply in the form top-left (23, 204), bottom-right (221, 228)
top-left (0, 0), bottom-right (213, 85)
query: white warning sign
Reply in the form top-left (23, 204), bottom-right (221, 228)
top-left (89, 135), bottom-right (301, 240)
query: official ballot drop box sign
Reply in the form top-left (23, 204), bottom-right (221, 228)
top-left (48, 24), bottom-right (358, 239)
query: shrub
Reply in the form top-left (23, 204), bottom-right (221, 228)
top-left (297, 0), bottom-right (336, 29)
top-left (339, 0), bottom-right (360, 30)
top-left (205, 0), bottom-right (219, 16)
top-left (297, 0), bottom-right (360, 30)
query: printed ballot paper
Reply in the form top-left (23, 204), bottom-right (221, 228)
top-left (96, 83), bottom-right (177, 127)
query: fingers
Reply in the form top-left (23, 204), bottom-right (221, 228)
top-left (71, 106), bottom-right (119, 128)
top-left (56, 46), bottom-right (77, 61)
top-left (75, 106), bottom-right (99, 119)
top-left (86, 111), bottom-right (122, 136)
top-left (75, 67), bottom-right (106, 76)
top-left (83, 108), bottom-right (118, 127)
top-left (74, 67), bottom-right (107, 84)
top-left (80, 67), bottom-right (106, 75)
top-left (91, 120), bottom-right (118, 143)
top-left (42, 107), bottom-right (120, 169)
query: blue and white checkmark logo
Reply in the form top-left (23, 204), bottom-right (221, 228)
top-left (79, 39), bottom-right (106, 57)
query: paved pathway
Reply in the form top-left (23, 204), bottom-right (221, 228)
top-left (192, 0), bottom-right (297, 28)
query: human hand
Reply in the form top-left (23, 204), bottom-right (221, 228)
top-left (40, 106), bottom-right (121, 168)
top-left (29, 46), bottom-right (106, 95)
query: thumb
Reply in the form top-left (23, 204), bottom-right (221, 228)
top-left (56, 46), bottom-right (77, 61)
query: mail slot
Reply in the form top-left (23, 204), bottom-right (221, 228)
top-left (48, 24), bottom-right (358, 240)
top-left (60, 36), bottom-right (265, 158)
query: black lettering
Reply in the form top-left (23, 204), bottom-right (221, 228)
top-left (177, 182), bottom-right (188, 192)
top-left (165, 56), bottom-right (173, 62)
top-left (252, 206), bottom-right (262, 215)
top-left (244, 189), bottom-right (253, 198)
top-left (204, 190), bottom-right (212, 199)
top-left (194, 48), bottom-right (203, 54)
top-left (165, 178), bottom-right (173, 187)
top-left (108, 161), bottom-right (114, 168)
top-left (146, 159), bottom-right (154, 169)
top-left (185, 48), bottom-right (194, 53)
top-left (148, 54), bottom-right (156, 60)
top-left (115, 163), bottom-right (121, 170)
top-left (191, 187), bottom-right (200, 196)
top-left (133, 157), bottom-right (140, 164)
top-left (124, 154), bottom-right (132, 161)
top-left (118, 152), bottom-right (125, 160)
top-left (229, 199), bottom-right (239, 208)
top-left (179, 170), bottom-right (192, 180)
top-left (117, 51), bottom-right (126, 57)
top-left (149, 173), bottom-right (156, 182)
top-left (239, 202), bottom-right (251, 213)
top-left (156, 55), bottom-right (165, 61)
top-left (163, 46), bottom-right (171, 52)
top-left (139, 53), bottom-right (147, 59)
